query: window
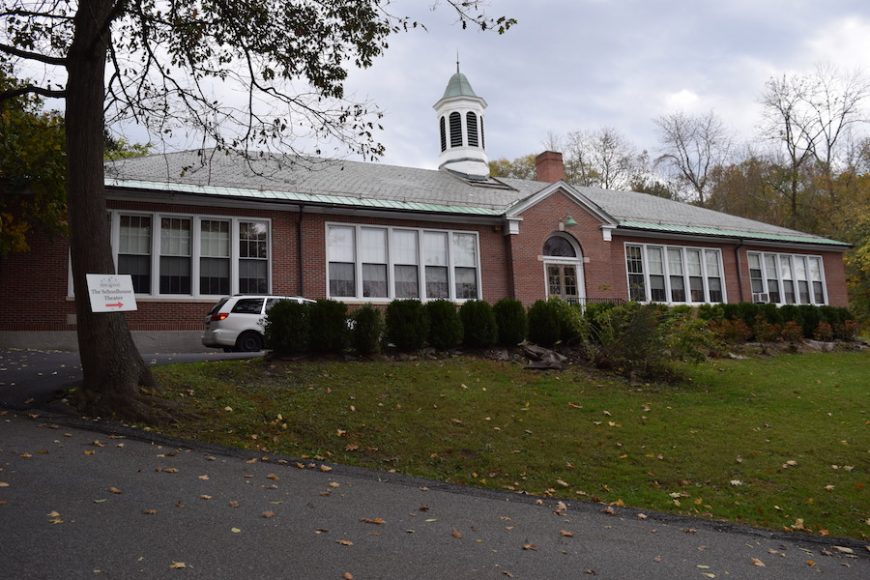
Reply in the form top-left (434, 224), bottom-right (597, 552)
top-left (200, 220), bottom-right (230, 295)
top-left (424, 231), bottom-right (449, 299)
top-left (361, 227), bottom-right (388, 298)
top-left (686, 249), bottom-right (704, 302)
top-left (160, 217), bottom-right (191, 294)
top-left (453, 233), bottom-right (478, 299)
top-left (238, 221), bottom-right (268, 294)
top-left (647, 246), bottom-right (666, 302)
top-left (326, 224), bottom-right (480, 301)
top-left (328, 226), bottom-right (355, 297)
top-left (393, 230), bottom-right (419, 299)
top-left (705, 250), bottom-right (723, 302)
top-left (668, 248), bottom-right (686, 302)
top-left (232, 298), bottom-right (264, 314)
top-left (439, 116), bottom-right (447, 152)
top-left (626, 245), bottom-right (645, 302)
top-left (107, 213), bottom-right (271, 297)
top-left (749, 253), bottom-right (764, 294)
top-left (543, 236), bottom-right (576, 257)
top-left (748, 251), bottom-right (827, 305)
top-left (625, 243), bottom-right (724, 304)
top-left (466, 112), bottom-right (479, 147)
top-left (119, 215), bottom-right (152, 293)
top-left (449, 112), bottom-right (462, 148)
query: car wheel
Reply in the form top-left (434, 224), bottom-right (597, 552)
top-left (222, 347), bottom-right (235, 353)
top-left (236, 331), bottom-right (264, 353)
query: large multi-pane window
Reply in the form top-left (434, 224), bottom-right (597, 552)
top-left (624, 243), bottom-right (725, 304)
top-left (200, 220), bottom-right (230, 295)
top-left (159, 217), bottom-right (191, 294)
top-left (108, 213), bottom-right (270, 297)
top-left (118, 215), bottom-right (152, 293)
top-left (327, 223), bottom-right (480, 301)
top-left (747, 251), bottom-right (827, 305)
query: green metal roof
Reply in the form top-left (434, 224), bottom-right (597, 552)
top-left (618, 220), bottom-right (849, 247)
top-left (442, 72), bottom-right (478, 99)
top-left (106, 178), bottom-right (505, 217)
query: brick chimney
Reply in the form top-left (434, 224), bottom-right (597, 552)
top-left (535, 151), bottom-right (565, 183)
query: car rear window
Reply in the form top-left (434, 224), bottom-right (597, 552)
top-left (208, 297), bottom-right (230, 316)
top-left (231, 298), bottom-right (265, 314)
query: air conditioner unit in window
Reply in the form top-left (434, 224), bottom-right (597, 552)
top-left (752, 292), bottom-right (769, 304)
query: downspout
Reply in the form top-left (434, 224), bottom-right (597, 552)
top-left (503, 227), bottom-right (517, 299)
top-left (734, 239), bottom-right (745, 303)
top-left (297, 206), bottom-right (305, 296)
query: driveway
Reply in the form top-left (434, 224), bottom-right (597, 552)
top-left (0, 348), bottom-right (259, 409)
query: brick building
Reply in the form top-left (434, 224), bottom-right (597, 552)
top-left (0, 68), bottom-right (849, 351)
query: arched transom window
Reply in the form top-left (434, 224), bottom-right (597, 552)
top-left (543, 235), bottom-right (576, 257)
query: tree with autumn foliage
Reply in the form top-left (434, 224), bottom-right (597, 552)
top-left (0, 0), bottom-right (513, 420)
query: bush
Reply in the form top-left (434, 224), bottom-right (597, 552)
top-left (426, 300), bottom-right (463, 350)
top-left (781, 320), bottom-right (803, 343)
top-left (351, 304), bottom-right (384, 355)
top-left (385, 300), bottom-right (429, 352)
top-left (264, 300), bottom-right (310, 355)
top-left (459, 300), bottom-right (497, 349)
top-left (308, 299), bottom-right (349, 353)
top-left (797, 305), bottom-right (821, 338)
top-left (722, 303), bottom-right (741, 322)
top-left (710, 319), bottom-right (752, 344)
top-left (735, 303), bottom-right (760, 335)
top-left (527, 299), bottom-right (560, 347)
top-left (812, 321), bottom-right (834, 341)
top-left (839, 319), bottom-right (860, 341)
top-left (697, 303), bottom-right (724, 322)
top-left (778, 304), bottom-right (803, 327)
top-left (550, 298), bottom-right (586, 345)
top-left (753, 314), bottom-right (781, 343)
top-left (759, 303), bottom-right (783, 325)
top-left (493, 298), bottom-right (527, 346)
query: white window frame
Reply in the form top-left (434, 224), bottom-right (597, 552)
top-left (747, 251), bottom-right (828, 305)
top-left (325, 222), bottom-right (482, 303)
top-left (623, 242), bottom-right (727, 305)
top-left (70, 211), bottom-right (272, 299)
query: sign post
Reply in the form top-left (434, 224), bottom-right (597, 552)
top-left (86, 274), bottom-right (138, 313)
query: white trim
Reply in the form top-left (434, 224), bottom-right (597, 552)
top-left (542, 233), bottom-right (586, 304)
top-left (325, 221), bottom-right (482, 303)
top-left (623, 241), bottom-right (727, 305)
top-left (504, 182), bottom-right (617, 227)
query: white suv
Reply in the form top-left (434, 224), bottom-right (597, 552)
top-left (202, 295), bottom-right (313, 352)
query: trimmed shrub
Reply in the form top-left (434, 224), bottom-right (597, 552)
top-left (309, 299), bottom-right (349, 353)
top-left (818, 305), bottom-right (841, 326)
top-left (797, 305), bottom-right (821, 338)
top-left (813, 321), bottom-right (834, 341)
top-left (527, 299), bottom-right (560, 347)
top-left (493, 298), bottom-right (527, 346)
top-left (265, 300), bottom-right (310, 355)
top-left (697, 303), bottom-right (725, 322)
top-left (840, 319), bottom-right (860, 341)
top-left (550, 298), bottom-right (586, 345)
top-left (426, 300), bottom-right (463, 350)
top-left (710, 318), bottom-right (752, 344)
top-left (351, 304), bottom-right (384, 355)
top-left (778, 305), bottom-right (803, 327)
top-left (459, 300), bottom-right (497, 349)
top-left (385, 300), bottom-right (429, 352)
top-left (759, 303), bottom-right (783, 325)
top-left (722, 303), bottom-right (741, 322)
top-left (753, 314), bottom-right (781, 343)
top-left (781, 320), bottom-right (803, 343)
top-left (669, 304), bottom-right (694, 318)
top-left (735, 303), bottom-right (760, 333)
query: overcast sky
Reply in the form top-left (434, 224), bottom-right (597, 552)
top-left (333, 0), bottom-right (870, 170)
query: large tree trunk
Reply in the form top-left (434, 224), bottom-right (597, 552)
top-left (66, 2), bottom-right (157, 419)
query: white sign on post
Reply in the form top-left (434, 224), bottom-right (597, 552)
top-left (86, 274), bottom-right (138, 313)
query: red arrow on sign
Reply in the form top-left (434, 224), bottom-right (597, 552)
top-left (106, 302), bottom-right (124, 308)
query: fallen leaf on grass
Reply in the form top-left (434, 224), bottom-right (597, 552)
top-left (360, 517), bottom-right (385, 525)
top-left (262, 511), bottom-right (275, 519)
top-left (143, 508), bottom-right (158, 515)
top-left (266, 473), bottom-right (279, 481)
top-left (342, 573), bottom-right (353, 580)
top-left (337, 539), bottom-right (353, 546)
top-left (555, 479), bottom-right (570, 488)
top-left (560, 530), bottom-right (574, 537)
top-left (320, 465), bottom-right (333, 473)
top-left (522, 543), bottom-right (538, 551)
top-left (199, 495), bottom-right (212, 500)
top-left (158, 467), bottom-right (179, 474)
top-left (47, 510), bottom-right (63, 524)
top-left (198, 474), bottom-right (209, 481)
top-left (108, 487), bottom-right (122, 495)
top-left (782, 460), bottom-right (798, 469)
top-left (228, 500), bottom-right (239, 508)
top-left (729, 480), bottom-right (743, 486)
top-left (231, 527), bottom-right (241, 534)
top-left (169, 561), bottom-right (186, 569)
top-left (452, 529), bottom-right (463, 539)
top-left (751, 558), bottom-right (765, 567)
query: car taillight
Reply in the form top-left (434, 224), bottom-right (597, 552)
top-left (211, 312), bottom-right (229, 321)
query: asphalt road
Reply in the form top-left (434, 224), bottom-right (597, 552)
top-left (0, 349), bottom-right (867, 579)
top-left (0, 348), bottom-right (259, 409)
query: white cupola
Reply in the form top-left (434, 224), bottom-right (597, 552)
top-left (433, 62), bottom-right (489, 177)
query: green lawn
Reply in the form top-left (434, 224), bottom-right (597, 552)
top-left (150, 351), bottom-right (869, 539)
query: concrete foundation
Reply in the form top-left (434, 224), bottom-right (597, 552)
top-left (0, 331), bottom-right (210, 353)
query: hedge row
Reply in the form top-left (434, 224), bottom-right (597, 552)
top-left (266, 298), bottom-right (860, 357)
